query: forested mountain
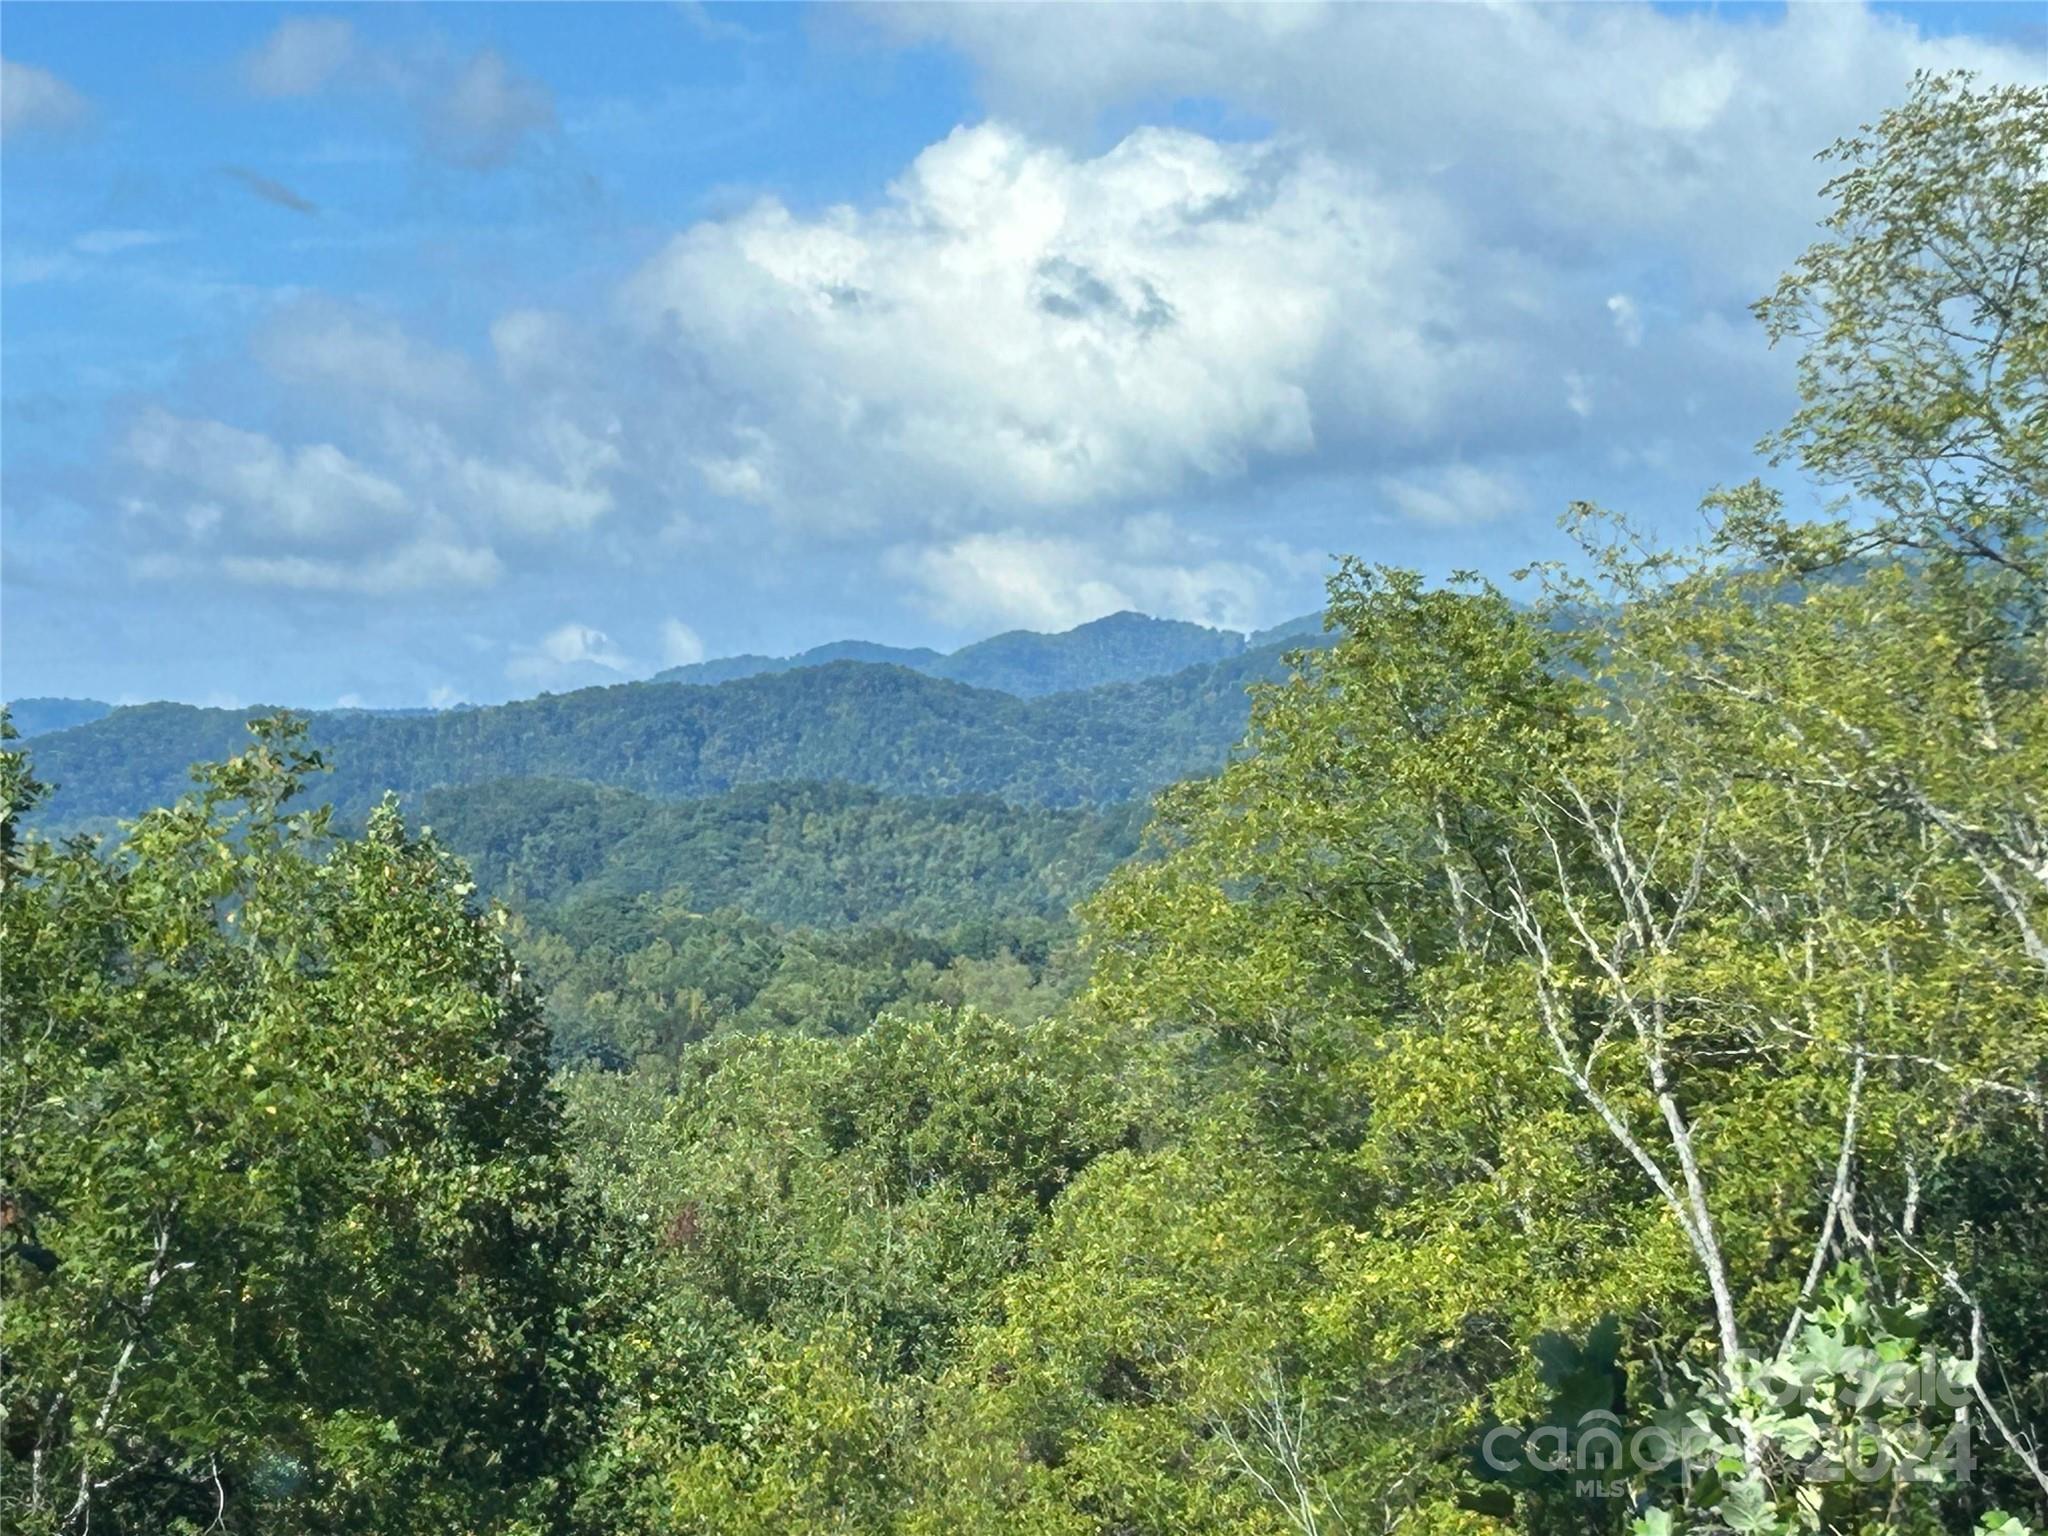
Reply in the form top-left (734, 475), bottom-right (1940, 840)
top-left (2, 696), bottom-right (112, 737)
top-left (422, 779), bottom-right (1139, 1063)
top-left (651, 639), bottom-right (946, 688)
top-left (423, 777), bottom-right (1142, 925)
top-left (27, 638), bottom-right (1325, 828)
top-left (930, 610), bottom-right (1251, 695)
top-left (651, 609), bottom-right (1283, 695)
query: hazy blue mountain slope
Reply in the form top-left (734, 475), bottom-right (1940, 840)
top-left (652, 640), bottom-right (945, 688)
top-left (650, 610), bottom-right (1251, 696)
top-left (5, 697), bottom-right (114, 737)
top-left (931, 610), bottom-right (1247, 694)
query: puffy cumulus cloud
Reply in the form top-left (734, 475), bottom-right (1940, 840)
top-left (124, 409), bottom-right (408, 545)
top-left (892, 517), bottom-right (1268, 633)
top-left (625, 123), bottom-right (1469, 521)
top-left (115, 406), bottom-right (579, 598)
top-left (249, 301), bottom-right (619, 532)
top-left (506, 622), bottom-right (636, 687)
top-left (448, 448), bottom-right (614, 536)
top-left (108, 296), bottom-right (629, 607)
top-left (236, 18), bottom-right (554, 170)
top-left (1377, 464), bottom-right (1523, 528)
top-left (1, 57), bottom-right (91, 140)
top-left (870, 2), bottom-right (2044, 299)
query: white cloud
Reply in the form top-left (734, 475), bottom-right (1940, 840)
top-left (1, 57), bottom-right (90, 140)
top-left (72, 229), bottom-right (174, 257)
top-left (460, 454), bottom-right (613, 535)
top-left (1607, 293), bottom-right (1645, 348)
top-left (541, 622), bottom-right (630, 669)
top-left (218, 541), bottom-right (500, 594)
top-left (253, 297), bottom-right (480, 412)
top-left (424, 49), bottom-right (555, 170)
top-left (116, 299), bottom-right (624, 597)
top-left (693, 439), bottom-right (776, 507)
top-left (241, 17), bottom-right (356, 98)
top-left (507, 622), bottom-right (636, 686)
top-left (1564, 370), bottom-right (1594, 420)
top-left (124, 409), bottom-right (409, 544)
top-left (893, 521), bottom-right (1266, 632)
top-left (1378, 464), bottom-right (1522, 527)
top-left (377, 417), bottom-right (617, 537)
top-left (625, 122), bottom-right (1465, 521)
top-left (870, 3), bottom-right (2043, 298)
top-left (490, 308), bottom-right (576, 383)
top-left (660, 618), bottom-right (707, 667)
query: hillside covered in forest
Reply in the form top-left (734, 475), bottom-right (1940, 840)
top-left (22, 631), bottom-right (1329, 829)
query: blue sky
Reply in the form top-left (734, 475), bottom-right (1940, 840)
top-left (3, 2), bottom-right (2042, 707)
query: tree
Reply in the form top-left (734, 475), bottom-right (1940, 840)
top-left (1068, 71), bottom-right (2047, 1533)
top-left (2, 717), bottom-right (575, 1534)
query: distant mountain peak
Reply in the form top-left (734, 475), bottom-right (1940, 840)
top-left (1068, 609), bottom-right (1206, 633)
top-left (653, 609), bottom-right (1293, 699)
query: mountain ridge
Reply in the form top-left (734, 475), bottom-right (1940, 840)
top-left (23, 634), bottom-right (1337, 831)
top-left (652, 608), bottom-right (1317, 696)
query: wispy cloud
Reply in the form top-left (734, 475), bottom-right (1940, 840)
top-left (1, 57), bottom-right (91, 140)
top-left (507, 622), bottom-right (636, 686)
top-left (72, 228), bottom-right (177, 257)
top-left (1376, 464), bottom-right (1522, 527)
top-left (240, 16), bottom-right (356, 98)
top-left (236, 19), bottom-right (556, 171)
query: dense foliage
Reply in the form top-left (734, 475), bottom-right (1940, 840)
top-left (1, 722), bottom-right (575, 1534)
top-left (4, 72), bottom-right (2043, 1536)
top-left (419, 777), bottom-right (1133, 1068)
top-left (419, 777), bottom-right (1141, 924)
top-left (518, 901), bottom-right (1086, 1067)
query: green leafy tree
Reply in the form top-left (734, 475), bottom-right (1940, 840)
top-left (2, 717), bottom-right (574, 1534)
top-left (1062, 70), bottom-right (2048, 1533)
